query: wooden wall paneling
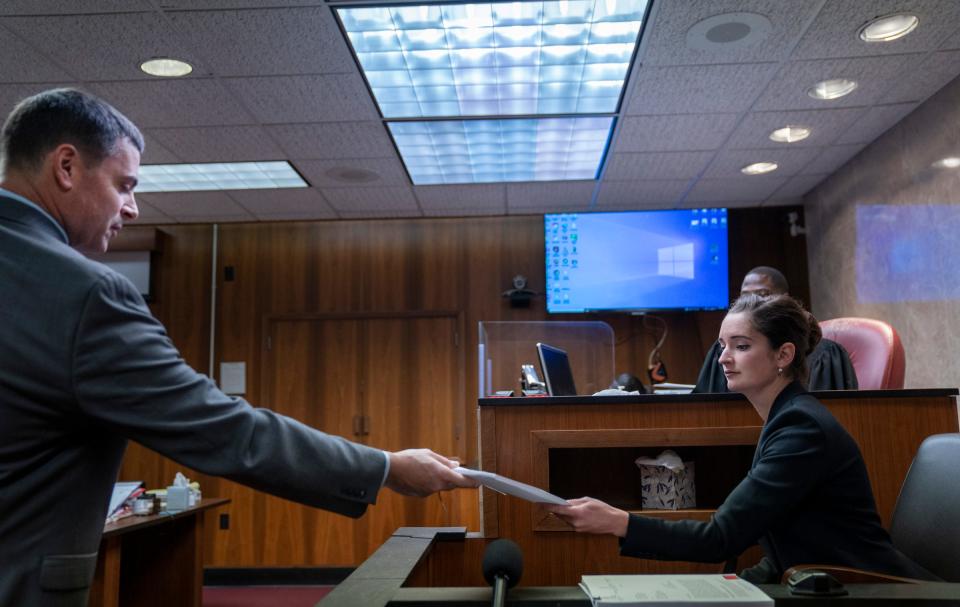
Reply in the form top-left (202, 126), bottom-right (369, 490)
top-left (359, 315), bottom-right (479, 553)
top-left (118, 208), bottom-right (809, 570)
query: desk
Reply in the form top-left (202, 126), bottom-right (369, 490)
top-left (319, 527), bottom-right (960, 606)
top-left (478, 389), bottom-right (959, 585)
top-left (88, 497), bottom-right (229, 607)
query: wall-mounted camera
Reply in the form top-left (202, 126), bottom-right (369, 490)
top-left (502, 274), bottom-right (539, 308)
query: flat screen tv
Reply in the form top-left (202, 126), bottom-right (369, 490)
top-left (545, 209), bottom-right (729, 313)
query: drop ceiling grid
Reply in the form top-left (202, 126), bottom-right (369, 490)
top-left (685, 175), bottom-right (788, 203)
top-left (603, 151), bottom-right (715, 181)
top-left (145, 125), bottom-right (285, 162)
top-left (506, 181), bottom-right (598, 212)
top-left (703, 147), bottom-right (822, 179)
top-left (228, 187), bottom-right (339, 220)
top-left (723, 107), bottom-right (867, 149)
top-left (266, 122), bottom-right (397, 160)
top-left (593, 179), bottom-right (693, 209)
top-left (163, 7), bottom-right (356, 77)
top-left (138, 191), bottom-right (256, 222)
top-left (414, 184), bottom-right (508, 215)
top-left (321, 185), bottom-right (420, 214)
top-left (294, 157), bottom-right (410, 188)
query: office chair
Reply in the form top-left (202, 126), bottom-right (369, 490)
top-left (783, 433), bottom-right (960, 584)
top-left (819, 317), bottom-right (905, 389)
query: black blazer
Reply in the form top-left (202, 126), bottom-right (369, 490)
top-left (619, 382), bottom-right (935, 582)
top-left (692, 338), bottom-right (858, 393)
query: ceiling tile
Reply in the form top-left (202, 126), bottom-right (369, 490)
top-left (0, 1), bottom-right (152, 14)
top-left (145, 126), bottom-right (284, 162)
top-left (267, 122), bottom-right (395, 160)
top-left (791, 0), bottom-right (960, 60)
top-left (507, 181), bottom-right (596, 212)
top-left (161, 1), bottom-right (325, 7)
top-left (0, 83), bottom-right (74, 121)
top-left (0, 29), bottom-right (75, 82)
top-left (640, 0), bottom-right (823, 66)
top-left (165, 8), bottom-right (355, 77)
top-left (140, 133), bottom-right (182, 164)
top-left (704, 147), bottom-right (821, 178)
top-left (753, 54), bottom-right (916, 111)
top-left (835, 103), bottom-right (915, 144)
top-left (137, 191), bottom-right (254, 219)
top-left (321, 185), bottom-right (420, 213)
top-left (769, 173), bottom-right (828, 199)
top-left (91, 79), bottom-right (255, 128)
top-left (294, 158), bottom-right (410, 188)
top-left (799, 144), bottom-right (865, 174)
top-left (131, 200), bottom-right (175, 225)
top-left (615, 113), bottom-right (741, 152)
top-left (337, 209), bottom-right (423, 219)
top-left (881, 50), bottom-right (960, 104)
top-left (603, 151), bottom-right (714, 180)
top-left (594, 179), bottom-right (691, 208)
top-left (415, 184), bottom-right (507, 216)
top-left (225, 74), bottom-right (378, 124)
top-left (228, 188), bottom-right (336, 220)
top-left (725, 107), bottom-right (866, 148)
top-left (684, 175), bottom-right (787, 202)
top-left (626, 63), bottom-right (779, 115)
top-left (1, 13), bottom-right (205, 81)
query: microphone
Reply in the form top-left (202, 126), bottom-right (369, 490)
top-left (482, 539), bottom-right (523, 607)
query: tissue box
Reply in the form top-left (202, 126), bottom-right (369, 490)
top-left (638, 460), bottom-right (696, 510)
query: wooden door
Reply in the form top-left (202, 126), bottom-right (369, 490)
top-left (358, 316), bottom-right (474, 550)
top-left (223, 313), bottom-right (473, 567)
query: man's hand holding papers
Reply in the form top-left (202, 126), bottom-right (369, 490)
top-left (454, 467), bottom-right (568, 505)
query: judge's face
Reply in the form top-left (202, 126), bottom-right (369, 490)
top-left (717, 312), bottom-right (783, 395)
top-left (740, 273), bottom-right (780, 297)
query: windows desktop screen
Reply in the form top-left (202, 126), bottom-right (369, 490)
top-left (545, 209), bottom-right (729, 313)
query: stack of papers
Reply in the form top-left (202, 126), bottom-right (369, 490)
top-left (653, 383), bottom-right (695, 395)
top-left (454, 467), bottom-right (568, 505)
top-left (579, 575), bottom-right (773, 607)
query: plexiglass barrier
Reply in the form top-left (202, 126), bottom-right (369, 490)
top-left (478, 321), bottom-right (615, 398)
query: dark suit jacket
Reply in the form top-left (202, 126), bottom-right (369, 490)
top-left (619, 382), bottom-right (935, 582)
top-left (0, 193), bottom-right (387, 606)
top-left (692, 338), bottom-right (858, 393)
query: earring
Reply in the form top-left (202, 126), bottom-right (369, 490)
top-left (777, 367), bottom-right (783, 375)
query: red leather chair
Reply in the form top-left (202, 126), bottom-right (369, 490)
top-left (819, 318), bottom-right (905, 389)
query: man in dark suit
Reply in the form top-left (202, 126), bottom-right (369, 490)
top-left (692, 266), bottom-right (858, 393)
top-left (0, 88), bottom-right (476, 606)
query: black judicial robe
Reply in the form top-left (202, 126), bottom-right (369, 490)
top-left (692, 338), bottom-right (858, 394)
top-left (618, 382), bottom-right (936, 583)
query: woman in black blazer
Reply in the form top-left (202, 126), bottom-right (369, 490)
top-left (546, 294), bottom-right (933, 583)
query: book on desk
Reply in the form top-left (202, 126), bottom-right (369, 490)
top-left (579, 574), bottom-right (773, 607)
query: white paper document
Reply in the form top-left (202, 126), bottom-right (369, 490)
top-left (454, 467), bottom-right (568, 505)
top-left (579, 575), bottom-right (773, 607)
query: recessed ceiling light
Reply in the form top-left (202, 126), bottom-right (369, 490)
top-left (859, 14), bottom-right (919, 42)
top-left (139, 57), bottom-right (193, 77)
top-left (807, 78), bottom-right (858, 100)
top-left (137, 161), bottom-right (308, 192)
top-left (769, 125), bottom-right (811, 143)
top-left (741, 162), bottom-right (778, 175)
top-left (932, 157), bottom-right (960, 169)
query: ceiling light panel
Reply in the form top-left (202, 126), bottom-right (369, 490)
top-left (137, 161), bottom-right (308, 192)
top-left (390, 116), bottom-right (614, 184)
top-left (337, 0), bottom-right (648, 118)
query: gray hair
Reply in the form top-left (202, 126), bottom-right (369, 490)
top-left (0, 88), bottom-right (143, 175)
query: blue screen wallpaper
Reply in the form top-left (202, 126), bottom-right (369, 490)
top-left (545, 209), bottom-right (729, 313)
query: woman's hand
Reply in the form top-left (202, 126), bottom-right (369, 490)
top-left (543, 497), bottom-right (630, 537)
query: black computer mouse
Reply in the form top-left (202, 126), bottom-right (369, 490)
top-left (787, 570), bottom-right (848, 596)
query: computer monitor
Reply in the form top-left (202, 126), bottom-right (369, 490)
top-left (536, 342), bottom-right (577, 396)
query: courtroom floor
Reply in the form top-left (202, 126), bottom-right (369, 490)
top-left (203, 585), bottom-right (333, 606)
